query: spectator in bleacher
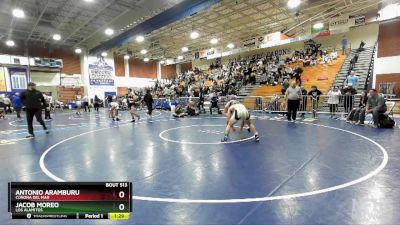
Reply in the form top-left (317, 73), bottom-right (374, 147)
top-left (285, 81), bottom-right (302, 121)
top-left (347, 90), bottom-right (368, 124)
top-left (347, 71), bottom-right (359, 88)
top-left (327, 86), bottom-right (341, 118)
top-left (281, 79), bottom-right (290, 95)
top-left (341, 35), bottom-right (348, 55)
top-left (293, 66), bottom-right (303, 86)
top-left (358, 89), bottom-right (387, 128)
top-left (357, 41), bottom-right (366, 52)
top-left (342, 83), bottom-right (357, 113)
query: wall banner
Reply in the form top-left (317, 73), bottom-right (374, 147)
top-left (353, 15), bottom-right (366, 27)
top-left (88, 56), bottom-right (115, 86)
top-left (329, 16), bottom-right (355, 34)
top-left (8, 67), bottom-right (28, 91)
top-left (0, 67), bottom-right (6, 92)
top-left (243, 37), bottom-right (257, 47)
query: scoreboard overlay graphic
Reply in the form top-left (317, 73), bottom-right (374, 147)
top-left (8, 182), bottom-right (132, 220)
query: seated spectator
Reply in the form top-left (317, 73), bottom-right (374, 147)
top-left (3, 95), bottom-right (12, 114)
top-left (358, 89), bottom-right (387, 128)
top-left (347, 90), bottom-right (368, 123)
top-left (260, 73), bottom-right (268, 85)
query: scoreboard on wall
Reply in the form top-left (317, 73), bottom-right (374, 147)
top-left (8, 182), bottom-right (132, 220)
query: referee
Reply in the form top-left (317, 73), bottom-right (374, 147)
top-left (20, 82), bottom-right (49, 138)
top-left (285, 81), bottom-right (302, 121)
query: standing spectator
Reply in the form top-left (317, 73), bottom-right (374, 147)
top-left (308, 85), bottom-right (322, 118)
top-left (82, 95), bottom-right (90, 112)
top-left (299, 86), bottom-right (308, 119)
top-left (13, 93), bottom-right (23, 119)
top-left (43, 94), bottom-right (52, 120)
top-left (358, 89), bottom-right (387, 127)
top-left (20, 82), bottom-right (49, 138)
top-left (346, 71), bottom-right (359, 88)
top-left (327, 86), bottom-right (341, 118)
top-left (341, 35), bottom-right (348, 55)
top-left (342, 83), bottom-right (357, 113)
top-left (285, 81), bottom-right (302, 121)
top-left (93, 95), bottom-right (100, 112)
top-left (144, 89), bottom-right (154, 118)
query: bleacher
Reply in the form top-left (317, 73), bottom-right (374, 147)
top-left (243, 52), bottom-right (347, 109)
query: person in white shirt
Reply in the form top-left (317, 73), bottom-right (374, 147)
top-left (82, 95), bottom-right (90, 112)
top-left (327, 86), bottom-right (341, 118)
top-left (76, 95), bottom-right (82, 115)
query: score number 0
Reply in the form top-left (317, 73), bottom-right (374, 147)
top-left (118, 191), bottom-right (126, 211)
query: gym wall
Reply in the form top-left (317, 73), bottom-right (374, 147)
top-left (374, 19), bottom-right (400, 97)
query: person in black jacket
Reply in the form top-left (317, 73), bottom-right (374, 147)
top-left (20, 82), bottom-right (49, 138)
top-left (308, 85), bottom-right (323, 118)
top-left (143, 89), bottom-right (153, 117)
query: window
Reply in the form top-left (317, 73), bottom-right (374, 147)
top-left (11, 74), bottom-right (27, 90)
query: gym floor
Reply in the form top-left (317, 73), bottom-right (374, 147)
top-left (0, 109), bottom-right (399, 225)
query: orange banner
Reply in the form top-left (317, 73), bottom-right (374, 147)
top-left (0, 67), bottom-right (6, 92)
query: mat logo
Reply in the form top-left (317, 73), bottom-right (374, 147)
top-left (198, 129), bottom-right (224, 135)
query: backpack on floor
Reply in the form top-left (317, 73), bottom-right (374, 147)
top-left (378, 114), bottom-right (395, 128)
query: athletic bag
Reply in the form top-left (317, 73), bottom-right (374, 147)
top-left (378, 114), bottom-right (395, 128)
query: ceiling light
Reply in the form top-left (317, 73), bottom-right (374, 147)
top-left (105, 28), bottom-right (114, 36)
top-left (83, 0), bottom-right (94, 2)
top-left (136, 35), bottom-right (145, 42)
top-left (101, 52), bottom-right (108, 57)
top-left (160, 60), bottom-right (165, 64)
top-left (75, 48), bottom-right (82, 54)
top-left (140, 49), bottom-right (147, 54)
top-left (313, 22), bottom-right (324, 29)
top-left (182, 47), bottom-right (189, 52)
top-left (177, 56), bottom-right (184, 60)
top-left (210, 38), bottom-right (218, 45)
top-left (287, 0), bottom-right (301, 9)
top-left (6, 40), bottom-right (15, 47)
top-left (227, 43), bottom-right (235, 49)
top-left (124, 55), bottom-right (130, 60)
top-left (190, 31), bottom-right (199, 39)
top-left (52, 34), bottom-right (61, 41)
top-left (144, 58), bottom-right (149, 62)
top-left (12, 8), bottom-right (25, 18)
